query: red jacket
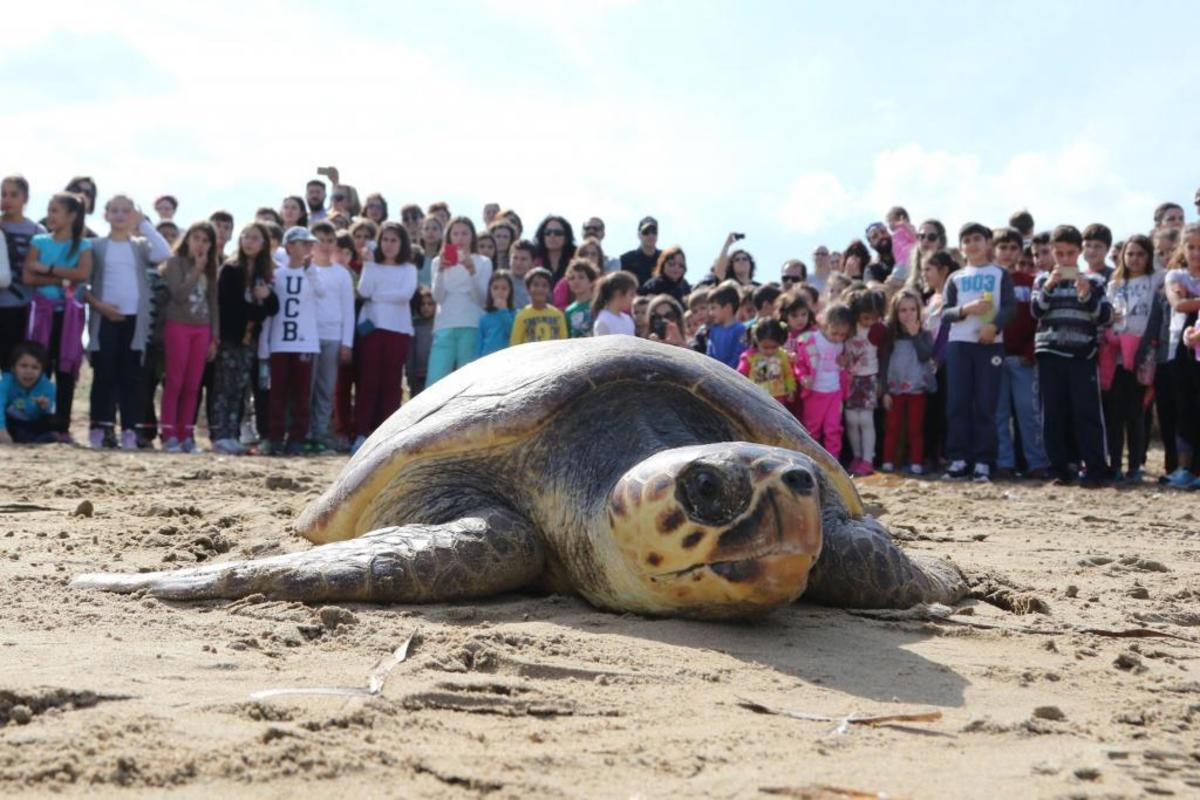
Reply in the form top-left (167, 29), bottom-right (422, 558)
top-left (1003, 269), bottom-right (1037, 360)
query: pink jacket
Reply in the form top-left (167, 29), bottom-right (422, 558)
top-left (791, 331), bottom-right (850, 400)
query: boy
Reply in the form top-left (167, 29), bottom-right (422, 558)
top-left (686, 288), bottom-right (711, 353)
top-left (564, 259), bottom-right (598, 338)
top-left (1030, 231), bottom-right (1054, 277)
top-left (265, 227), bottom-right (326, 456)
top-left (0, 341), bottom-right (57, 444)
top-left (510, 268), bottom-right (567, 345)
top-left (308, 222), bottom-right (354, 452)
top-left (0, 175), bottom-right (44, 371)
top-left (1031, 225), bottom-right (1113, 487)
top-left (1009, 209), bottom-right (1035, 245)
top-left (749, 284), bottom-right (782, 331)
top-left (993, 228), bottom-right (1049, 480)
top-left (704, 280), bottom-right (748, 369)
top-left (940, 222), bottom-right (1016, 481)
top-left (508, 240), bottom-right (536, 309)
top-left (1081, 223), bottom-right (1114, 284)
top-left (208, 210), bottom-right (234, 260)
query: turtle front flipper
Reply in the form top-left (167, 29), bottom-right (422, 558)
top-left (70, 509), bottom-right (545, 604)
top-left (803, 516), bottom-right (967, 609)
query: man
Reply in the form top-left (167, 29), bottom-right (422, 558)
top-left (780, 259), bottom-right (806, 289)
top-left (1153, 202), bottom-right (1184, 232)
top-left (306, 179), bottom-right (328, 222)
top-left (809, 246), bottom-right (831, 291)
top-left (864, 221), bottom-right (896, 283)
top-left (582, 216), bottom-right (620, 272)
top-left (619, 216), bottom-right (661, 286)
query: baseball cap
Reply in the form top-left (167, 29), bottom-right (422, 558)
top-left (284, 226), bottom-right (317, 244)
top-left (864, 221), bottom-right (887, 237)
top-left (638, 216), bottom-right (658, 234)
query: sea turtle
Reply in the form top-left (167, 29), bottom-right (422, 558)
top-left (72, 337), bottom-right (965, 619)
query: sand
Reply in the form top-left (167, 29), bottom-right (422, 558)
top-left (1, 439), bottom-right (1198, 798)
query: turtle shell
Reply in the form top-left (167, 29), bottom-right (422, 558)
top-left (297, 336), bottom-right (863, 543)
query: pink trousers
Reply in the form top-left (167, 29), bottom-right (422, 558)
top-left (801, 390), bottom-right (843, 458)
top-left (160, 320), bottom-right (210, 441)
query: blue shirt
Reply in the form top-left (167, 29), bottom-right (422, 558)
top-left (706, 321), bottom-right (748, 369)
top-left (31, 234), bottom-right (91, 302)
top-left (0, 372), bottom-right (56, 427)
top-left (478, 308), bottom-right (515, 357)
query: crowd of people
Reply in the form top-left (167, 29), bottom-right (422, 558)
top-left (1, 169), bottom-right (1199, 490)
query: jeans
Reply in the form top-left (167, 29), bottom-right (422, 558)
top-left (309, 339), bottom-right (342, 441)
top-left (426, 326), bottom-right (479, 385)
top-left (995, 355), bottom-right (1048, 470)
top-left (945, 341), bottom-right (1003, 465)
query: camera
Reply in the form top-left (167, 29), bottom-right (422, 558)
top-left (651, 315), bottom-right (669, 339)
top-left (732, 232), bottom-right (746, 241)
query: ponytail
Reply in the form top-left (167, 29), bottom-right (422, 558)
top-left (51, 192), bottom-right (86, 259)
top-left (591, 270), bottom-right (639, 318)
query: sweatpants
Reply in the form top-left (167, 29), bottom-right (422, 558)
top-left (211, 341), bottom-right (254, 442)
top-left (0, 305), bottom-right (29, 371)
top-left (356, 330), bottom-right (409, 438)
top-left (160, 320), bottom-right (210, 442)
top-left (802, 390), bottom-right (843, 459)
top-left (268, 352), bottom-right (314, 445)
top-left (1105, 365), bottom-right (1146, 475)
top-left (309, 339), bottom-right (342, 442)
top-left (89, 316), bottom-right (141, 434)
top-left (945, 341), bottom-right (1003, 466)
top-left (844, 408), bottom-right (876, 463)
top-left (426, 326), bottom-right (478, 385)
top-left (995, 355), bottom-right (1048, 471)
top-left (1037, 354), bottom-right (1108, 478)
top-left (1170, 352), bottom-right (1200, 474)
top-left (6, 414), bottom-right (56, 444)
top-left (883, 393), bottom-right (925, 466)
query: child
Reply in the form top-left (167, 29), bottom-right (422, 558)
top-left (737, 319), bottom-right (796, 406)
top-left (264, 226), bottom-right (326, 456)
top-left (354, 222), bottom-right (417, 453)
top-left (1, 175), bottom-right (43, 372)
top-left (0, 341), bottom-right (56, 444)
top-left (842, 287), bottom-right (886, 476)
top-left (158, 221), bottom-right (219, 453)
top-left (406, 287), bottom-right (435, 397)
top-left (736, 286), bottom-right (756, 323)
top-left (510, 268), bottom-right (568, 344)
top-left (212, 223), bottom-right (277, 455)
top-left (306, 222), bottom-right (355, 452)
top-left (886, 206), bottom-right (918, 269)
top-left (592, 271), bottom-right (638, 336)
top-left (478, 271), bottom-right (516, 356)
top-left (880, 290), bottom-right (934, 474)
top-left (507, 239), bottom-right (535, 309)
top-left (749, 284), bottom-right (782, 332)
top-left (704, 280), bottom-right (748, 369)
top-left (992, 227), bottom-right (1049, 480)
top-left (332, 232), bottom-right (362, 451)
top-left (22, 192), bottom-right (92, 440)
top-left (940, 222), bottom-right (1015, 481)
top-left (778, 290), bottom-right (814, 356)
top-left (1163, 222), bottom-right (1200, 488)
top-left (794, 303), bottom-right (854, 458)
top-left (685, 288), bottom-right (711, 354)
top-left (85, 195), bottom-right (172, 449)
top-left (1081, 223), bottom-right (1114, 284)
top-left (428, 216), bottom-right (492, 384)
top-left (1031, 225), bottom-right (1113, 487)
top-left (633, 295), bottom-right (652, 337)
top-left (564, 258), bottom-right (598, 337)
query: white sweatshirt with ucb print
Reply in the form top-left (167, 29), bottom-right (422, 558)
top-left (941, 263), bottom-right (1016, 343)
top-left (266, 264), bottom-right (326, 354)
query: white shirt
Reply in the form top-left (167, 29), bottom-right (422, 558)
top-left (1108, 272), bottom-right (1162, 337)
top-left (101, 241), bottom-right (140, 314)
top-left (431, 255), bottom-right (492, 331)
top-left (593, 309), bottom-right (635, 336)
top-left (313, 263), bottom-right (355, 347)
top-left (812, 331), bottom-right (844, 393)
top-left (266, 264), bottom-right (325, 354)
top-left (357, 261), bottom-right (418, 335)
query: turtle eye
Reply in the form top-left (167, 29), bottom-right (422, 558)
top-left (677, 463), bottom-right (748, 525)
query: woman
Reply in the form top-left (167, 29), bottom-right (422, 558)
top-left (639, 246), bottom-right (691, 303)
top-left (533, 215), bottom-right (577, 309)
top-left (904, 218), bottom-right (948, 296)
top-left (362, 193), bottom-right (388, 225)
top-left (280, 196), bottom-right (308, 230)
top-left (704, 232), bottom-right (759, 287)
top-left (842, 239), bottom-right (871, 281)
top-left (330, 185), bottom-right (361, 219)
top-left (643, 293), bottom-right (688, 347)
top-left (919, 250), bottom-right (958, 471)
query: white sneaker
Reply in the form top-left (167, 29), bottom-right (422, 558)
top-left (942, 460), bottom-right (968, 480)
top-left (164, 437), bottom-right (182, 454)
top-left (906, 463), bottom-right (924, 475)
top-left (181, 438), bottom-right (201, 454)
top-left (120, 430), bottom-right (138, 451)
top-left (973, 463), bottom-right (990, 482)
top-left (880, 462), bottom-right (895, 473)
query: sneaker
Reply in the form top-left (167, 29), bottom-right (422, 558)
top-left (942, 460), bottom-right (969, 480)
top-left (973, 463), bottom-right (990, 482)
top-left (164, 437), bottom-right (182, 454)
top-left (1123, 468), bottom-right (1143, 484)
top-left (181, 438), bottom-right (200, 454)
top-left (880, 462), bottom-right (895, 473)
top-left (905, 463), bottom-right (924, 475)
top-left (1167, 469), bottom-right (1195, 489)
top-left (211, 438), bottom-right (240, 455)
top-left (850, 459), bottom-right (874, 477)
top-left (88, 428), bottom-right (105, 449)
top-left (1080, 471), bottom-right (1109, 489)
top-left (120, 430), bottom-right (138, 451)
top-left (350, 435), bottom-right (367, 456)
top-left (285, 440), bottom-right (305, 457)
top-left (239, 420), bottom-right (260, 446)
top-left (309, 440), bottom-right (328, 455)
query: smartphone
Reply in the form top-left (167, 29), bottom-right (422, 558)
top-left (732, 232), bottom-right (746, 241)
top-left (316, 166), bottom-right (332, 177)
top-left (443, 243), bottom-right (459, 266)
top-left (1060, 265), bottom-right (1079, 281)
top-left (651, 315), bottom-right (669, 339)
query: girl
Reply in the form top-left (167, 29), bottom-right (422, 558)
top-left (564, 258), bottom-right (598, 337)
top-left (737, 319), bottom-right (796, 406)
top-left (354, 222), bottom-right (418, 452)
top-left (1163, 223), bottom-right (1200, 488)
top-left (534, 215), bottom-right (577, 310)
top-left (349, 219), bottom-right (378, 265)
top-left (212, 223), bottom-right (278, 455)
top-left (592, 271), bottom-right (638, 336)
top-left (478, 271), bottom-right (516, 357)
top-left (428, 216), bottom-right (492, 385)
top-left (362, 193), bottom-right (388, 225)
top-left (842, 240), bottom-right (871, 282)
top-left (280, 196), bottom-right (308, 229)
top-left (639, 246), bottom-right (692, 303)
top-left (85, 195), bottom-right (172, 449)
top-left (778, 290), bottom-right (814, 356)
top-left (920, 250), bottom-right (958, 471)
top-left (793, 303), bottom-right (855, 459)
top-left (646, 294), bottom-right (688, 347)
top-left (417, 216), bottom-right (443, 288)
top-left (406, 287), bottom-right (435, 398)
top-left (488, 220), bottom-right (516, 272)
top-left (904, 219), bottom-right (948, 296)
top-left (576, 237), bottom-right (607, 274)
top-left (476, 232), bottom-right (498, 266)
top-left (843, 286), bottom-right (886, 476)
top-left (22, 192), bottom-right (93, 441)
top-left (158, 221), bottom-right (219, 453)
top-left (1103, 235), bottom-right (1161, 482)
top-left (880, 290), bottom-right (934, 474)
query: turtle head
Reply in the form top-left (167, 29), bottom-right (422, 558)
top-left (604, 443), bottom-right (823, 620)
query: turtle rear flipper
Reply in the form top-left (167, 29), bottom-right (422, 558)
top-left (70, 509), bottom-right (545, 603)
top-left (804, 516), bottom-right (967, 609)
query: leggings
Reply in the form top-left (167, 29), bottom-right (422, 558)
top-left (211, 341), bottom-right (254, 441)
top-left (1170, 352), bottom-right (1200, 474)
top-left (801, 391), bottom-right (843, 459)
top-left (160, 320), bottom-right (210, 441)
top-left (89, 316), bottom-right (141, 433)
top-left (426, 326), bottom-right (479, 385)
top-left (844, 408), bottom-right (876, 463)
top-left (1104, 366), bottom-right (1146, 474)
top-left (883, 393), bottom-right (926, 466)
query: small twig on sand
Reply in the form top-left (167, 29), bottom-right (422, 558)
top-left (0, 503), bottom-right (57, 514)
top-left (248, 628), bottom-right (421, 702)
top-left (761, 785), bottom-right (905, 800)
top-left (737, 697), bottom-right (943, 736)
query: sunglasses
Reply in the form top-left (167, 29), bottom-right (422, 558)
top-left (781, 276), bottom-right (801, 284)
top-left (920, 233), bottom-right (941, 242)
top-left (544, 229), bottom-right (566, 237)
top-left (641, 227), bottom-right (657, 236)
top-left (332, 194), bottom-right (346, 202)
top-left (583, 226), bottom-right (602, 235)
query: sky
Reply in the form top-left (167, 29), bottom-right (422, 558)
top-left (3, 0), bottom-right (1198, 276)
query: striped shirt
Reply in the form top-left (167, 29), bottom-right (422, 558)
top-left (1031, 272), bottom-right (1112, 359)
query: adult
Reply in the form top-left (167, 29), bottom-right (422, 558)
top-left (643, 294), bottom-right (688, 347)
top-left (780, 259), bottom-right (807, 291)
top-left (0, 175), bottom-right (42, 370)
top-left (639, 246), bottom-right (691, 303)
top-left (154, 195), bottom-right (178, 222)
top-left (331, 185), bottom-right (361, 219)
top-left (706, 232), bottom-right (759, 288)
top-left (363, 193), bottom-right (388, 225)
top-left (829, 250), bottom-right (844, 273)
top-left (619, 216), bottom-right (661, 286)
top-left (582, 216), bottom-right (621, 272)
top-left (842, 239), bottom-right (871, 281)
top-left (1154, 202), bottom-right (1185, 232)
top-left (400, 204), bottom-right (424, 244)
top-left (533, 215), bottom-right (577, 309)
top-left (864, 221), bottom-right (896, 283)
top-left (904, 218), bottom-right (948, 296)
top-left (305, 179), bottom-right (328, 222)
top-left (809, 246), bottom-right (831, 291)
top-left (280, 196), bottom-right (308, 229)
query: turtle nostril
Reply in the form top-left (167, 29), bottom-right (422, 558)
top-left (782, 469), bottom-right (814, 494)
